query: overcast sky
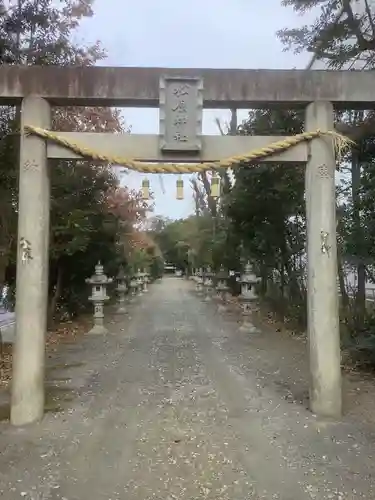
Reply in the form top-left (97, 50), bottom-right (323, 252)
top-left (76, 0), bottom-right (312, 219)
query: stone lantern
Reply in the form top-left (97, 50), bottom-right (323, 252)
top-left (203, 266), bottom-right (214, 302)
top-left (216, 266), bottom-right (229, 312)
top-left (195, 268), bottom-right (204, 294)
top-left (143, 270), bottom-right (149, 293)
top-left (136, 269), bottom-right (144, 295)
top-left (192, 270), bottom-right (196, 285)
top-left (86, 261), bottom-right (113, 334)
top-left (239, 261), bottom-right (260, 332)
top-left (129, 274), bottom-right (138, 302)
top-left (115, 265), bottom-right (127, 314)
top-left (192, 269), bottom-right (197, 286)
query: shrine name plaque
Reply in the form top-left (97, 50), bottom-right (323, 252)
top-left (159, 75), bottom-right (203, 153)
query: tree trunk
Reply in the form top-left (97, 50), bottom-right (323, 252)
top-left (48, 263), bottom-right (63, 329)
top-left (260, 262), bottom-right (268, 295)
top-left (337, 253), bottom-right (349, 308)
top-left (199, 171), bottom-right (217, 217)
top-left (0, 254), bottom-right (8, 293)
top-left (351, 146), bottom-right (366, 322)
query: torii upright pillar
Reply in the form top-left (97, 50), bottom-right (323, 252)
top-left (305, 101), bottom-right (342, 418)
top-left (11, 96), bottom-right (51, 426)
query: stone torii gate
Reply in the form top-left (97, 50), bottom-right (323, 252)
top-left (3, 65), bottom-right (371, 426)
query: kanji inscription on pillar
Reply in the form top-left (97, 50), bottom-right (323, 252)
top-left (159, 75), bottom-right (203, 153)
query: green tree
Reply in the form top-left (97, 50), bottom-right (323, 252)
top-left (0, 1), bottom-right (147, 326)
top-left (278, 0), bottom-right (375, 70)
top-left (278, 0), bottom-right (375, 333)
top-left (224, 109), bottom-right (307, 321)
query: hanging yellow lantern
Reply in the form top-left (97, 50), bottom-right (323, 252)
top-left (141, 178), bottom-right (150, 200)
top-left (176, 176), bottom-right (184, 200)
top-left (210, 174), bottom-right (220, 199)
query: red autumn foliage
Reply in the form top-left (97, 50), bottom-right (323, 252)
top-left (106, 185), bottom-right (157, 256)
top-left (127, 231), bottom-right (156, 251)
top-left (106, 186), bottom-right (149, 227)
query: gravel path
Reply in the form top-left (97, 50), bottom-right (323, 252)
top-left (0, 277), bottom-right (374, 499)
